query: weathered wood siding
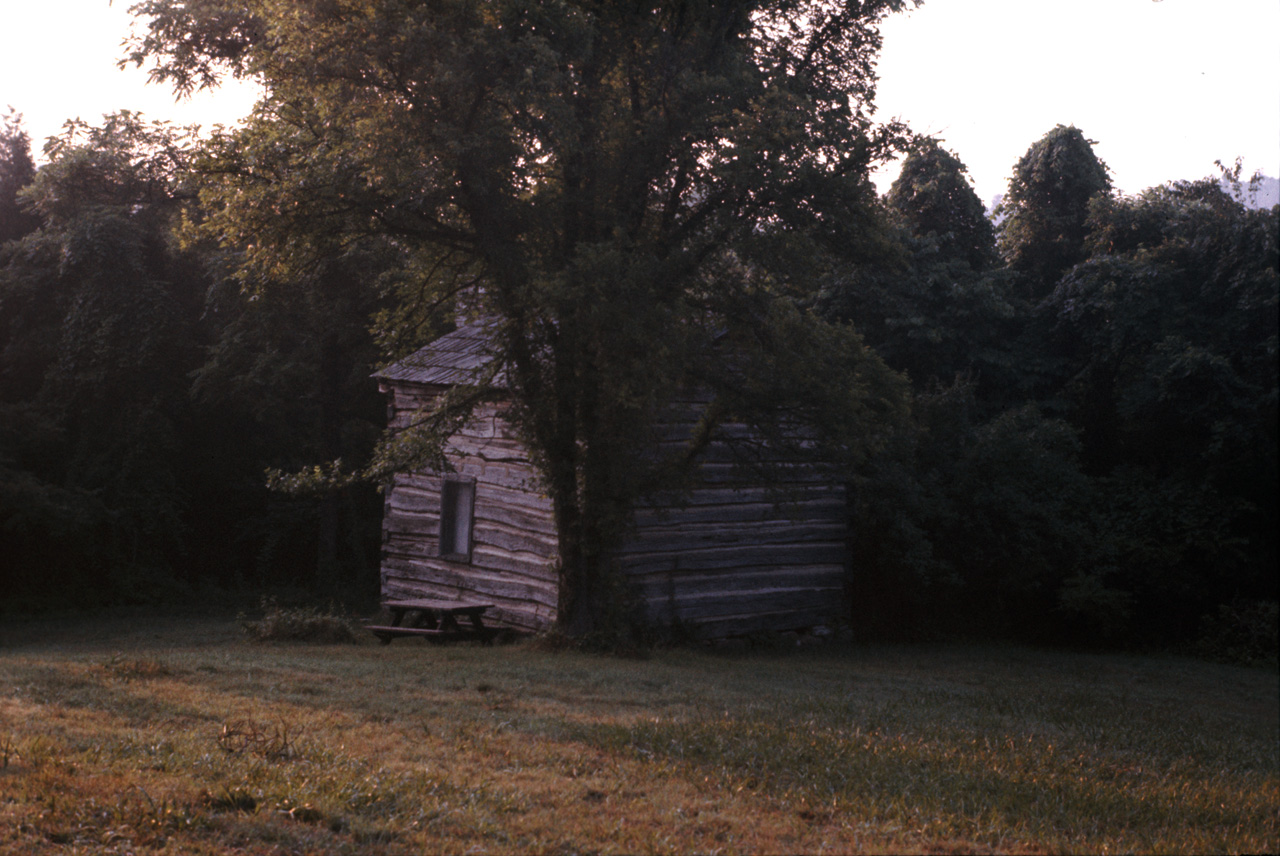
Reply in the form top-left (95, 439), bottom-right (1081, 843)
top-left (378, 379), bottom-right (848, 639)
top-left (620, 408), bottom-right (848, 639)
top-left (379, 382), bottom-right (559, 632)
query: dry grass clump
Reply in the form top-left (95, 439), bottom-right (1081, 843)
top-left (240, 598), bottom-right (361, 644)
top-left (216, 718), bottom-right (307, 761)
top-left (95, 653), bottom-right (173, 682)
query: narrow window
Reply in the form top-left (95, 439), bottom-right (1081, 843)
top-left (439, 477), bottom-right (475, 561)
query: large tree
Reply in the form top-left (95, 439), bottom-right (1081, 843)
top-left (0, 114), bottom-right (205, 603)
top-left (997, 124), bottom-right (1111, 300)
top-left (0, 110), bottom-right (39, 245)
top-left (1034, 178), bottom-right (1278, 625)
top-left (127, 0), bottom-right (912, 636)
top-left (887, 138), bottom-right (997, 273)
top-left (192, 249), bottom-right (389, 595)
top-left (822, 139), bottom-right (1014, 392)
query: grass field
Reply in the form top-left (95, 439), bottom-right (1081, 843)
top-left (1, 613), bottom-right (1275, 854)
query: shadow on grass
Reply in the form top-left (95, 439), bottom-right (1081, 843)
top-left (558, 691), bottom-right (1278, 851)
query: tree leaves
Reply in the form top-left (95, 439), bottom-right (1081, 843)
top-left (127, 0), bottom-right (917, 636)
top-left (997, 124), bottom-right (1111, 299)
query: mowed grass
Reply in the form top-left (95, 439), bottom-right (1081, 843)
top-left (0, 615), bottom-right (1275, 854)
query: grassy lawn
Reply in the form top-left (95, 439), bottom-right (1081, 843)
top-left (0, 614), bottom-right (1275, 854)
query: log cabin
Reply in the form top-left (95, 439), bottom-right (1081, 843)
top-left (374, 321), bottom-right (849, 639)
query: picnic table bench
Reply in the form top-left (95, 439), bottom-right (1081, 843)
top-left (366, 598), bottom-right (498, 645)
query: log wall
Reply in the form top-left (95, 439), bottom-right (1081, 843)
top-left (378, 382), bottom-right (848, 639)
top-left (379, 382), bottom-right (559, 632)
top-left (621, 457), bottom-right (847, 639)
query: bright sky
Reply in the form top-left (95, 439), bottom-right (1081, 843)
top-left (3, 0), bottom-right (1277, 204)
top-left (1, 1), bottom-right (259, 153)
top-left (873, 0), bottom-right (1280, 202)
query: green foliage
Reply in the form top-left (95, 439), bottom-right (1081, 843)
top-left (998, 124), bottom-right (1111, 298)
top-left (240, 598), bottom-right (361, 644)
top-left (1030, 177), bottom-right (1278, 610)
top-left (822, 139), bottom-right (1016, 393)
top-left (0, 108), bottom-right (38, 244)
top-left (191, 249), bottom-right (388, 593)
top-left (848, 380), bottom-right (1098, 641)
top-left (886, 138), bottom-right (998, 272)
top-left (1076, 469), bottom-right (1254, 641)
top-left (821, 238), bottom-right (1018, 391)
top-left (1195, 600), bottom-right (1279, 667)
top-left (848, 147), bottom-right (1277, 644)
top-left (0, 114), bottom-right (204, 603)
top-left (128, 0), bottom-right (918, 638)
top-left (0, 111), bottom-right (386, 605)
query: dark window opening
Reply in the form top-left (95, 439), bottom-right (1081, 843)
top-left (439, 477), bottom-right (475, 561)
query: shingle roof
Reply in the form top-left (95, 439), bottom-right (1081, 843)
top-left (372, 320), bottom-right (501, 387)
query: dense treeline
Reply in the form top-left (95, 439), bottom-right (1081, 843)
top-left (1, 107), bottom-right (1275, 650)
top-left (829, 129), bottom-right (1278, 650)
top-left (0, 112), bottom-right (385, 609)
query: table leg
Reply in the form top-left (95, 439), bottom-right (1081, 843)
top-left (465, 609), bottom-right (496, 644)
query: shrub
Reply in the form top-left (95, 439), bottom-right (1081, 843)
top-left (849, 380), bottom-right (1098, 642)
top-left (1196, 600), bottom-right (1279, 666)
top-left (240, 598), bottom-right (360, 644)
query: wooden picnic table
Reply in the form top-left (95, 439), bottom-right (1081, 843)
top-left (366, 598), bottom-right (498, 645)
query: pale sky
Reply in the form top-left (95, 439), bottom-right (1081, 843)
top-left (873, 0), bottom-right (1280, 203)
top-left (3, 0), bottom-right (1277, 204)
top-left (2, 1), bottom-right (259, 153)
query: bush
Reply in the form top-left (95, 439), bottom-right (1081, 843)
top-left (1195, 600), bottom-right (1279, 666)
top-left (240, 598), bottom-right (361, 644)
top-left (849, 381), bottom-right (1098, 642)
